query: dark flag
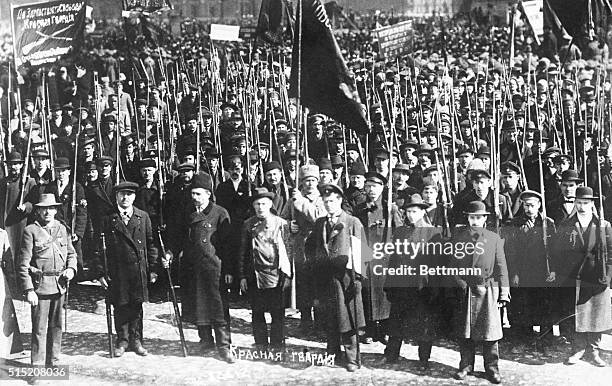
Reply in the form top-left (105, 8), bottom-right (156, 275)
top-left (289, 0), bottom-right (369, 135)
top-left (257, 0), bottom-right (287, 45)
top-left (11, 0), bottom-right (87, 71)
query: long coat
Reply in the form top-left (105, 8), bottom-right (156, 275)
top-left (0, 176), bottom-right (36, 291)
top-left (384, 218), bottom-right (444, 339)
top-left (85, 177), bottom-right (115, 234)
top-left (175, 202), bottom-right (231, 326)
top-left (17, 220), bottom-right (77, 296)
top-left (98, 208), bottom-right (158, 306)
top-left (552, 214), bottom-right (612, 332)
top-left (448, 227), bottom-right (510, 341)
top-left (306, 211), bottom-right (366, 334)
top-left (0, 229), bottom-right (22, 356)
top-left (354, 196), bottom-right (403, 322)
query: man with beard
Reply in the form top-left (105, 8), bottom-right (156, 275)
top-left (449, 201), bottom-right (510, 384)
top-left (345, 163), bottom-right (367, 210)
top-left (165, 173), bottom-right (234, 363)
top-left (505, 191), bottom-right (557, 353)
top-left (307, 114), bottom-right (329, 162)
top-left (263, 161), bottom-right (290, 215)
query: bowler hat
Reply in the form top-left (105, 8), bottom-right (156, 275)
top-left (5, 151), bottom-right (24, 163)
top-left (318, 158), bottom-right (332, 172)
top-left (392, 164), bottom-right (412, 174)
top-left (403, 194), bottom-right (430, 209)
top-left (561, 170), bottom-right (583, 182)
top-left (349, 162), bottom-right (366, 176)
top-left (575, 186), bottom-right (597, 200)
top-left (463, 201), bottom-right (490, 215)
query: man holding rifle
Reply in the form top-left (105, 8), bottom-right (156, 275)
top-left (96, 181), bottom-right (159, 357)
top-left (0, 151), bottom-right (36, 289)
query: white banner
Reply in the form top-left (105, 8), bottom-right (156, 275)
top-left (210, 24), bottom-right (240, 41)
top-left (522, 0), bottom-right (544, 44)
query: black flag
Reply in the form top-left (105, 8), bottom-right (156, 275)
top-left (289, 0), bottom-right (369, 135)
top-left (257, 0), bottom-right (287, 45)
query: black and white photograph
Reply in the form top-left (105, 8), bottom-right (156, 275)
top-left (0, 0), bottom-right (611, 384)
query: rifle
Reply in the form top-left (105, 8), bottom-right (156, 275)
top-left (157, 227), bottom-right (188, 357)
top-left (537, 133), bottom-right (551, 277)
top-left (100, 233), bottom-right (115, 358)
top-left (18, 115), bottom-right (33, 208)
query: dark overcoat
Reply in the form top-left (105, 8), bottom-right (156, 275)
top-left (98, 208), bottom-right (158, 306)
top-left (448, 227), bottom-right (510, 341)
top-left (176, 202), bottom-right (231, 326)
top-left (306, 211), bottom-right (366, 334)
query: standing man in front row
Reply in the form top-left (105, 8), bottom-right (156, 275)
top-left (97, 182), bottom-right (158, 357)
top-left (239, 188), bottom-right (292, 351)
top-left (306, 184), bottom-right (366, 372)
top-left (165, 173), bottom-right (234, 363)
top-left (18, 194), bottom-right (77, 367)
top-left (553, 186), bottom-right (612, 367)
top-left (449, 201), bottom-right (510, 384)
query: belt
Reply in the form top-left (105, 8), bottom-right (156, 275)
top-left (42, 270), bottom-right (62, 276)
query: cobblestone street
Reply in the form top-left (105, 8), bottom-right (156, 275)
top-left (0, 283), bottom-right (611, 385)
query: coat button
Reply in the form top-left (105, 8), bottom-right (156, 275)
top-left (138, 240), bottom-right (142, 244)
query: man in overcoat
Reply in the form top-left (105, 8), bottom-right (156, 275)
top-left (97, 182), bottom-right (158, 357)
top-left (306, 184), bottom-right (366, 372)
top-left (504, 190), bottom-right (557, 350)
top-left (552, 186), bottom-right (612, 367)
top-left (0, 151), bottom-right (36, 291)
top-left (166, 173), bottom-right (234, 363)
top-left (381, 194), bottom-right (443, 370)
top-left (353, 171), bottom-right (403, 344)
top-left (449, 201), bottom-right (510, 384)
top-left (280, 165), bottom-right (326, 330)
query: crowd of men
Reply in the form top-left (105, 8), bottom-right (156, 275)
top-left (0, 7), bottom-right (611, 385)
